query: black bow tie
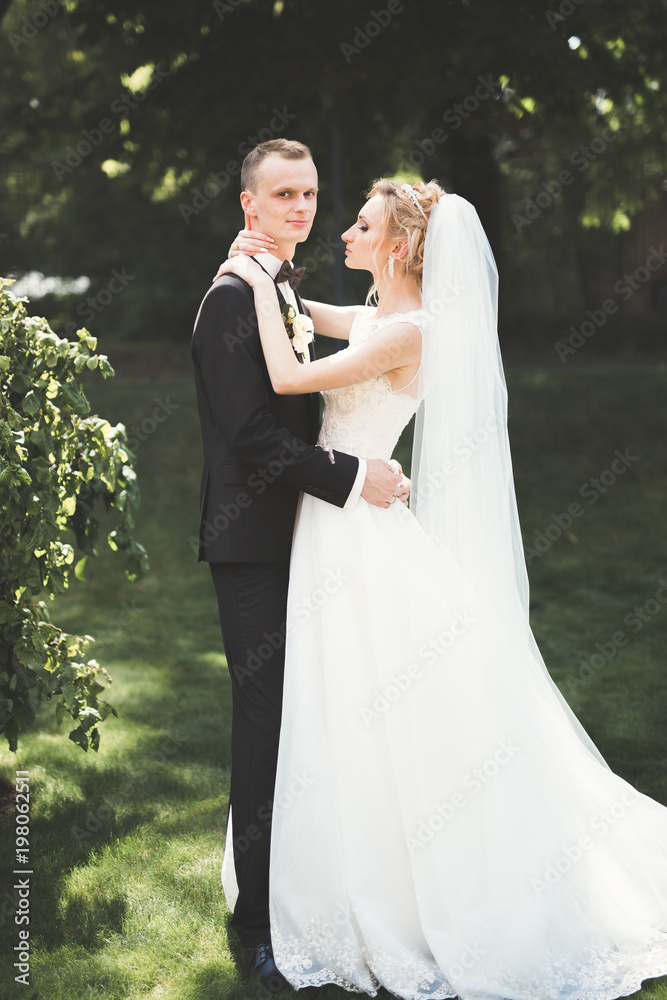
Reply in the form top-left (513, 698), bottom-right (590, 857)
top-left (275, 259), bottom-right (306, 290)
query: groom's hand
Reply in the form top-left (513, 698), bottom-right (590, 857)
top-left (361, 459), bottom-right (403, 508)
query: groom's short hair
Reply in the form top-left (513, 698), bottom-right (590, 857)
top-left (241, 139), bottom-right (313, 193)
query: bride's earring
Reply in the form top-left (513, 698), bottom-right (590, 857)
top-left (388, 254), bottom-right (395, 279)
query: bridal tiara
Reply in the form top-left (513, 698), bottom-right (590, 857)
top-left (400, 183), bottom-right (427, 219)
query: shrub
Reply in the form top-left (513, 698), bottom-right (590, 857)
top-left (0, 279), bottom-right (148, 752)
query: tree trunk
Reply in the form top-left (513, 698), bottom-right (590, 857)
top-left (448, 129), bottom-right (502, 259)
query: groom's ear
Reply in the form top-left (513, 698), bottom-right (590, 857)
top-left (240, 190), bottom-right (257, 221)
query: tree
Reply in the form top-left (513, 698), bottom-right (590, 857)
top-left (0, 279), bottom-right (148, 751)
top-left (0, 0), bottom-right (665, 347)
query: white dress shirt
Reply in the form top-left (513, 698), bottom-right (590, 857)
top-left (256, 252), bottom-right (302, 330)
top-left (258, 253), bottom-right (366, 509)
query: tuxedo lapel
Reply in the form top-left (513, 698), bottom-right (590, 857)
top-left (252, 257), bottom-right (315, 372)
top-left (253, 256), bottom-right (288, 307)
top-left (293, 292), bottom-right (319, 429)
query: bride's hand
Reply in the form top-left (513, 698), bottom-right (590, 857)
top-left (396, 474), bottom-right (411, 505)
top-left (228, 228), bottom-right (277, 259)
top-left (212, 255), bottom-right (273, 291)
top-left (212, 216), bottom-right (277, 283)
top-left (389, 459), bottom-right (411, 505)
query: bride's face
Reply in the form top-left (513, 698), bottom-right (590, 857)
top-left (342, 195), bottom-right (393, 275)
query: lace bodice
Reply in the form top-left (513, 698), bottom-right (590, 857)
top-left (318, 309), bottom-right (425, 461)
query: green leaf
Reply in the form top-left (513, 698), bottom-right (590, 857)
top-left (61, 495), bottom-right (77, 517)
top-left (74, 556), bottom-right (88, 582)
top-left (0, 602), bottom-right (16, 625)
top-left (98, 700), bottom-right (118, 721)
top-left (21, 390), bottom-right (41, 415)
top-left (29, 428), bottom-right (46, 450)
top-left (58, 381), bottom-right (91, 414)
top-left (78, 705), bottom-right (102, 729)
top-left (68, 726), bottom-right (89, 751)
top-left (108, 528), bottom-right (129, 552)
top-left (5, 407), bottom-right (22, 430)
top-left (9, 372), bottom-right (30, 394)
top-left (77, 330), bottom-right (97, 351)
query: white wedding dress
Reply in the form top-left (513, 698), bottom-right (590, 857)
top-left (222, 309), bottom-right (667, 1000)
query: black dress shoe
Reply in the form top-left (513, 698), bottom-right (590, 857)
top-left (248, 941), bottom-right (290, 993)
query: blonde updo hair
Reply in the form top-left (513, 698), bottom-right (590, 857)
top-left (365, 178), bottom-right (445, 296)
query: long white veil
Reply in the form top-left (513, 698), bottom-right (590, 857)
top-left (411, 193), bottom-right (606, 764)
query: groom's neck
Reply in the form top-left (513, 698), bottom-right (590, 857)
top-left (271, 241), bottom-right (296, 263)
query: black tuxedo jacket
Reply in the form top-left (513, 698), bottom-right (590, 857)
top-left (191, 273), bottom-right (359, 563)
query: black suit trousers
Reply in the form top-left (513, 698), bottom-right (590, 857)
top-left (209, 560), bottom-right (290, 948)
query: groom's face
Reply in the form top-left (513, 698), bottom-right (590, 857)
top-left (242, 154), bottom-right (318, 253)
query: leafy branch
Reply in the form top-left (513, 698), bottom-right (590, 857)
top-left (0, 278), bottom-right (148, 752)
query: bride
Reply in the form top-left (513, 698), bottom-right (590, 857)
top-left (214, 179), bottom-right (667, 999)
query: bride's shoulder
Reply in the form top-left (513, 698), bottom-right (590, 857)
top-left (351, 306), bottom-right (423, 346)
top-left (355, 305), bottom-right (378, 320)
top-left (349, 305), bottom-right (380, 333)
top-left (372, 307), bottom-right (426, 333)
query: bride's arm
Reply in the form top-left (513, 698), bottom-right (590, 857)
top-left (212, 231), bottom-right (367, 341)
top-left (220, 271), bottom-right (419, 397)
top-left (300, 299), bottom-right (370, 341)
top-left (258, 291), bottom-right (419, 394)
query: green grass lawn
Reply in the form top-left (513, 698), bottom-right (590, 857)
top-left (1, 368), bottom-right (667, 1000)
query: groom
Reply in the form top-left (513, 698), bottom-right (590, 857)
top-left (191, 138), bottom-right (402, 990)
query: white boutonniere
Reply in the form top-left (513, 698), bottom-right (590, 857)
top-left (282, 304), bottom-right (314, 355)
